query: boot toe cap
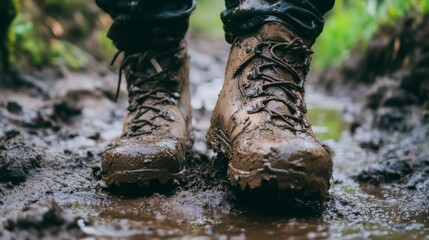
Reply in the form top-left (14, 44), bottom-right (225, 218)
top-left (229, 133), bottom-right (333, 198)
top-left (101, 137), bottom-right (185, 186)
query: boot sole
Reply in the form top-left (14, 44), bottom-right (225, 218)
top-left (207, 127), bottom-right (328, 200)
top-left (103, 168), bottom-right (185, 188)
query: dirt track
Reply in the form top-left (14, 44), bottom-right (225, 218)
top-left (0, 37), bottom-right (428, 239)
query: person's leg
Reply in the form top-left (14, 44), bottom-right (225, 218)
top-left (96, 0), bottom-right (195, 187)
top-left (207, 0), bottom-right (335, 199)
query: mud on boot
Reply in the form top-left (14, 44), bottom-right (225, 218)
top-left (102, 40), bottom-right (192, 188)
top-left (207, 23), bottom-right (333, 200)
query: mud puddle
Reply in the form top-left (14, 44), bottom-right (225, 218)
top-left (65, 96), bottom-right (428, 239)
top-left (0, 39), bottom-right (428, 239)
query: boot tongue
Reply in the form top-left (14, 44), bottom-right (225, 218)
top-left (257, 22), bottom-right (314, 47)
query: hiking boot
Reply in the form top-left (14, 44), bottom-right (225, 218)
top-left (102, 40), bottom-right (191, 187)
top-left (207, 23), bottom-right (333, 199)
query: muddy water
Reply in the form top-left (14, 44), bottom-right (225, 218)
top-left (66, 98), bottom-right (428, 239)
top-left (1, 42), bottom-right (428, 239)
top-left (41, 95), bottom-right (420, 239)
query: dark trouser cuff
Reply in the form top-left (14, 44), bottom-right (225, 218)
top-left (96, 0), bottom-right (195, 53)
top-left (222, 0), bottom-right (335, 43)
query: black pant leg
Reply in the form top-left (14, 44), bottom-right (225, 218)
top-left (96, 0), bottom-right (195, 53)
top-left (222, 0), bottom-right (335, 43)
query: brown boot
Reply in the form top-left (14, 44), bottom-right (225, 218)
top-left (207, 23), bottom-right (332, 199)
top-left (102, 40), bottom-right (191, 187)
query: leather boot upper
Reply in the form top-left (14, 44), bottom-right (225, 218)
top-left (208, 23), bottom-right (332, 198)
top-left (102, 40), bottom-right (191, 185)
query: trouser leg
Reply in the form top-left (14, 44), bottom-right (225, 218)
top-left (95, 0), bottom-right (195, 53)
top-left (221, 0), bottom-right (335, 43)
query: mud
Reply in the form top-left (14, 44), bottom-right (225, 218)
top-left (0, 135), bottom-right (41, 183)
top-left (0, 200), bottom-right (85, 239)
top-left (0, 34), bottom-right (428, 239)
top-left (316, 13), bottom-right (429, 198)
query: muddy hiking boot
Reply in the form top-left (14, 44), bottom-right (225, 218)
top-left (207, 22), bottom-right (333, 200)
top-left (102, 40), bottom-right (191, 187)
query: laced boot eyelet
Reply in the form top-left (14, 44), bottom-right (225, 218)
top-left (303, 120), bottom-right (311, 128)
top-left (301, 102), bottom-right (308, 113)
top-left (294, 111), bottom-right (302, 119)
top-left (247, 71), bottom-right (254, 80)
top-left (296, 99), bottom-right (308, 113)
top-left (158, 111), bottom-right (176, 122)
top-left (255, 44), bottom-right (263, 54)
top-left (247, 102), bottom-right (265, 114)
top-left (247, 86), bottom-right (264, 97)
top-left (169, 98), bottom-right (177, 105)
top-left (161, 97), bottom-right (177, 105)
top-left (245, 46), bottom-right (252, 53)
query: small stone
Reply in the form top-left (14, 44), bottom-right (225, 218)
top-left (6, 101), bottom-right (23, 115)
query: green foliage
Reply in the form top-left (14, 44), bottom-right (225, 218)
top-left (313, 0), bottom-right (429, 70)
top-left (189, 0), bottom-right (224, 37)
top-left (97, 27), bottom-right (117, 58)
top-left (10, 14), bottom-right (88, 70)
top-left (10, 17), bottom-right (42, 67)
top-left (7, 0), bottom-right (110, 70)
top-left (48, 40), bottom-right (88, 70)
top-left (0, 0), bottom-right (19, 71)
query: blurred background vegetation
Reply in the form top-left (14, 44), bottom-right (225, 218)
top-left (313, 0), bottom-right (428, 69)
top-left (1, 0), bottom-right (114, 71)
top-left (0, 0), bottom-right (427, 72)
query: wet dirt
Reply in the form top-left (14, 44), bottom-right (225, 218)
top-left (0, 36), bottom-right (428, 239)
top-left (0, 135), bottom-right (42, 183)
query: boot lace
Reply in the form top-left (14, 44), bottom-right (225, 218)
top-left (235, 38), bottom-right (313, 132)
top-left (111, 47), bottom-right (184, 137)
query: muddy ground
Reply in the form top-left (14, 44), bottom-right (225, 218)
top-left (0, 34), bottom-right (428, 239)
